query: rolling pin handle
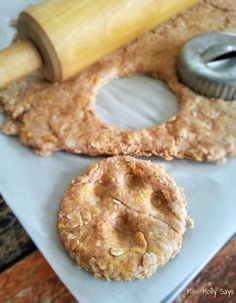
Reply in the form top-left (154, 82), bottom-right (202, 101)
top-left (0, 39), bottom-right (42, 89)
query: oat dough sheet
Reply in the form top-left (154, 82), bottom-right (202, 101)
top-left (1, 0), bottom-right (236, 162)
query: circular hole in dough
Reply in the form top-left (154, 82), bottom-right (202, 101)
top-left (95, 75), bottom-right (178, 130)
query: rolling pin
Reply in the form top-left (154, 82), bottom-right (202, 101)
top-left (0, 0), bottom-right (198, 88)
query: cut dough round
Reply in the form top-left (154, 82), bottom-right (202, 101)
top-left (58, 156), bottom-right (189, 280)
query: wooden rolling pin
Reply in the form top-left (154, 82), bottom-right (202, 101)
top-left (0, 0), bottom-right (198, 88)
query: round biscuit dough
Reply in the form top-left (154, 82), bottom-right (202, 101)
top-left (58, 156), bottom-right (188, 280)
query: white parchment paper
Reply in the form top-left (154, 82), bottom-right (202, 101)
top-left (0, 1), bottom-right (236, 303)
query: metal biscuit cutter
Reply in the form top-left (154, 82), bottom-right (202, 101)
top-left (177, 32), bottom-right (236, 100)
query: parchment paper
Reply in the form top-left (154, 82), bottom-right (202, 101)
top-left (0, 1), bottom-right (236, 303)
